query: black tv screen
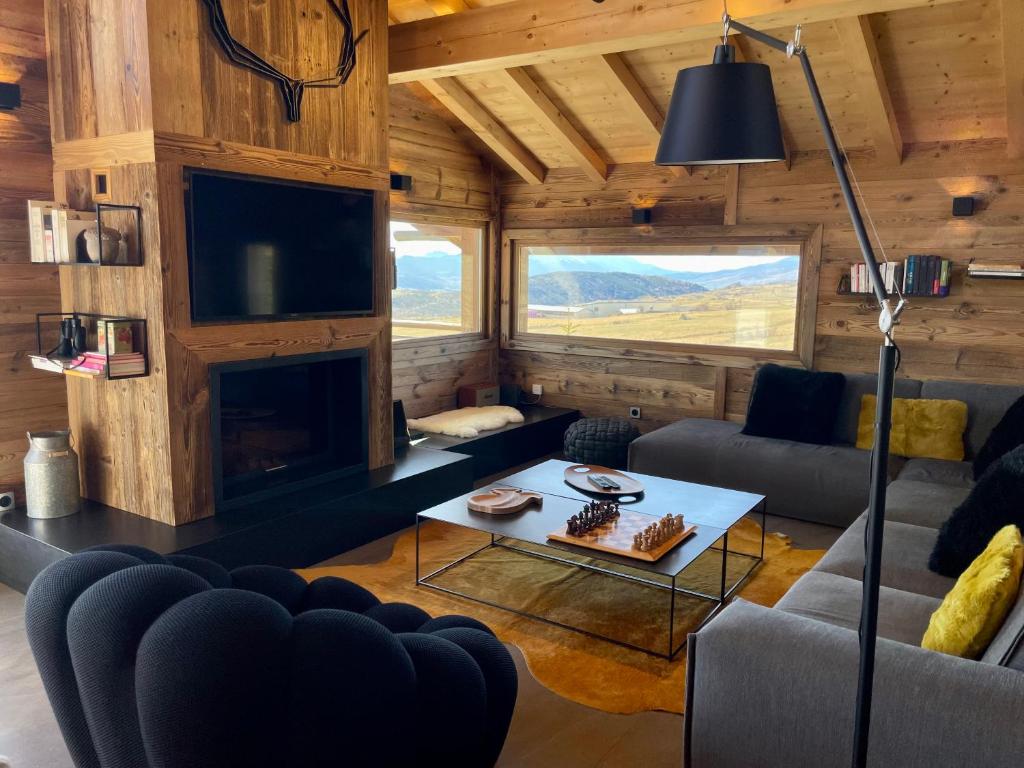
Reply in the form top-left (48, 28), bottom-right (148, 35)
top-left (185, 169), bottom-right (375, 323)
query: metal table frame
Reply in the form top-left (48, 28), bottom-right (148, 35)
top-left (415, 499), bottom-right (767, 659)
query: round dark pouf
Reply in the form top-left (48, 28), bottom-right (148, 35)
top-left (563, 417), bottom-right (641, 470)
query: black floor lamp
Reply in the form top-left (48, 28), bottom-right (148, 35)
top-left (652, 13), bottom-right (907, 768)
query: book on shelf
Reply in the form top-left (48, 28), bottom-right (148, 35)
top-left (73, 351), bottom-right (146, 376)
top-left (97, 320), bottom-right (135, 355)
top-left (27, 200), bottom-right (68, 263)
top-left (64, 366), bottom-right (102, 379)
top-left (51, 209), bottom-right (97, 263)
top-left (847, 256), bottom-right (950, 297)
top-left (967, 262), bottom-right (1024, 278)
top-left (29, 355), bottom-right (66, 373)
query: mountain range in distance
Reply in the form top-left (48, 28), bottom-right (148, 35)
top-left (395, 252), bottom-right (799, 294)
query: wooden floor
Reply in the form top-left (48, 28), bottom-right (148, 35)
top-left (0, 512), bottom-right (839, 768)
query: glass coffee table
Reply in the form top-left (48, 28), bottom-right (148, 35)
top-left (416, 460), bottom-right (766, 659)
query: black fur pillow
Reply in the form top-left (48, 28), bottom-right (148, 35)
top-left (930, 444), bottom-right (1024, 577)
top-left (973, 395), bottom-right (1024, 480)
top-left (742, 364), bottom-right (845, 445)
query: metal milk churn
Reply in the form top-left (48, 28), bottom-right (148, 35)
top-left (24, 430), bottom-right (80, 519)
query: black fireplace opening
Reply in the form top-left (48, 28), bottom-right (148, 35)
top-left (209, 349), bottom-right (369, 510)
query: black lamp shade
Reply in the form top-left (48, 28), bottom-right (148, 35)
top-left (656, 45), bottom-right (785, 165)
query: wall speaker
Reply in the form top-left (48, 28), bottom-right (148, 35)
top-left (393, 400), bottom-right (410, 452)
top-left (632, 207), bottom-right (653, 225)
top-left (0, 83), bottom-right (21, 110)
top-left (952, 196), bottom-right (975, 217)
top-left (390, 173), bottom-right (413, 192)
top-left (0, 491), bottom-right (15, 512)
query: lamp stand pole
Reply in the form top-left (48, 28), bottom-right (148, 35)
top-left (726, 17), bottom-right (905, 768)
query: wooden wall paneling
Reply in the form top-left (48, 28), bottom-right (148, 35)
top-left (39, 0), bottom-right (394, 523)
top-left (501, 164), bottom-right (728, 229)
top-left (389, 82), bottom-right (499, 419)
top-left (42, 0), bottom-right (153, 142)
top-left (59, 163), bottom-right (176, 523)
top-left (156, 160), bottom-right (394, 524)
top-left (145, 0), bottom-right (389, 168)
top-left (1000, 0), bottom-right (1024, 158)
top-left (499, 140), bottom-right (1024, 423)
top-left (389, 83), bottom-right (493, 212)
top-left (0, 0), bottom-right (66, 500)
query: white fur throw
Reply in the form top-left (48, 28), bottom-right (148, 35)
top-left (409, 406), bottom-right (525, 438)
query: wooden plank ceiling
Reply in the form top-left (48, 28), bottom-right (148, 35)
top-left (387, 0), bottom-right (1017, 182)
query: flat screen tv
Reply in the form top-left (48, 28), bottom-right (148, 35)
top-left (185, 168), bottom-right (375, 323)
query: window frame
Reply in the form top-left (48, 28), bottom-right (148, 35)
top-left (500, 225), bottom-right (823, 369)
top-left (390, 212), bottom-right (493, 348)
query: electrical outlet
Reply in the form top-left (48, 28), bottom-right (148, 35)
top-left (531, 384), bottom-right (544, 396)
top-left (629, 406), bottom-right (642, 419)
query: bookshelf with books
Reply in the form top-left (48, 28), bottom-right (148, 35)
top-left (26, 200), bottom-right (143, 267)
top-left (838, 255), bottom-right (954, 298)
top-left (32, 314), bottom-right (149, 381)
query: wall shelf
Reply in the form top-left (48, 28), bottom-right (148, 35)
top-left (34, 313), bottom-right (149, 380)
top-left (28, 202), bottom-right (143, 267)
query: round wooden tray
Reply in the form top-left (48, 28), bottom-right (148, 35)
top-left (563, 465), bottom-right (645, 497)
top-left (467, 487), bottom-right (543, 515)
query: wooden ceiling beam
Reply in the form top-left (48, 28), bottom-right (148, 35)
top-left (421, 77), bottom-right (547, 184)
top-left (834, 15), bottom-right (904, 164)
top-left (493, 68), bottom-right (608, 183)
top-left (593, 53), bottom-right (690, 177)
top-left (389, 0), bottom-right (964, 83)
top-left (1001, 0), bottom-right (1024, 158)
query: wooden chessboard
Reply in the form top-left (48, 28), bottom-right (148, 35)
top-left (547, 509), bottom-right (697, 563)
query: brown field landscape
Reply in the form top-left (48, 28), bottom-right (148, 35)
top-left (524, 283), bottom-right (798, 350)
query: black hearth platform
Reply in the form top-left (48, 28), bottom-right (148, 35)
top-left (0, 447), bottom-right (472, 592)
top-left (413, 405), bottom-right (580, 479)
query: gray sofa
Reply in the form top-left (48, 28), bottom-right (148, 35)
top-left (629, 374), bottom-right (1024, 767)
top-left (630, 374), bottom-right (1024, 528)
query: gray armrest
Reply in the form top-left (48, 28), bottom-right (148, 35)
top-left (686, 600), bottom-right (1024, 768)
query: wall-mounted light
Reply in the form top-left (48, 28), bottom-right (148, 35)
top-left (0, 83), bottom-right (21, 110)
top-left (631, 207), bottom-right (653, 225)
top-left (390, 173), bottom-right (413, 192)
top-left (952, 196), bottom-right (975, 217)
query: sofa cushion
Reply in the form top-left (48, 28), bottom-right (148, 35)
top-left (628, 417), bottom-right (742, 486)
top-left (832, 373), bottom-right (922, 446)
top-left (776, 570), bottom-right (942, 647)
top-left (922, 525), bottom-right (1024, 659)
top-left (919, 380), bottom-right (1024, 460)
top-left (930, 444), bottom-right (1024, 578)
top-left (630, 417), bottom-right (900, 527)
top-left (883, 478), bottom-right (972, 530)
top-left (897, 458), bottom-right (974, 488)
top-left (711, 432), bottom-right (902, 527)
top-left (814, 515), bottom-right (955, 599)
top-left (742, 364), bottom-right (845, 445)
top-left (981, 580), bottom-right (1024, 672)
top-left (973, 394), bottom-right (1024, 480)
top-left (856, 395), bottom-right (967, 461)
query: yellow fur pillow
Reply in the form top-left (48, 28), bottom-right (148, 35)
top-left (856, 395), bottom-right (967, 461)
top-left (922, 525), bottom-right (1024, 659)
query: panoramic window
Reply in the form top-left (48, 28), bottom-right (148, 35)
top-left (391, 219), bottom-right (485, 341)
top-left (512, 242), bottom-right (805, 354)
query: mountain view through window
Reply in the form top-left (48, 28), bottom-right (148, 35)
top-left (392, 220), bottom-right (484, 340)
top-left (516, 244), bottom-right (802, 351)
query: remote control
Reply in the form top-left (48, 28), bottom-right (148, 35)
top-left (588, 474), bottom-right (621, 490)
